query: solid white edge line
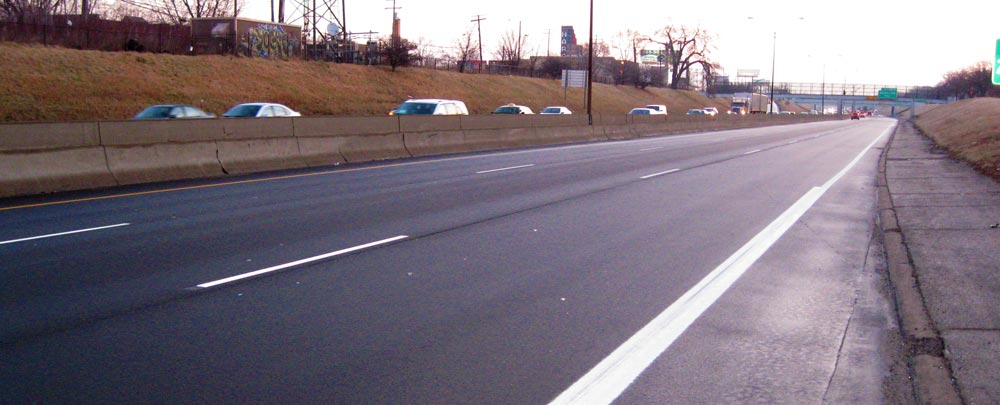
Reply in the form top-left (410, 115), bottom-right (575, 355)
top-left (549, 122), bottom-right (893, 405)
top-left (0, 223), bottom-right (131, 245)
top-left (744, 149), bottom-right (762, 155)
top-left (476, 164), bottom-right (535, 174)
top-left (640, 169), bottom-right (680, 180)
top-left (639, 147), bottom-right (664, 152)
top-left (196, 235), bottom-right (409, 289)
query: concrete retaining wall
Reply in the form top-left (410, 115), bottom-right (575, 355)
top-left (0, 114), bottom-right (838, 199)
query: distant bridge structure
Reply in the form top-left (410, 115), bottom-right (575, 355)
top-left (709, 81), bottom-right (948, 117)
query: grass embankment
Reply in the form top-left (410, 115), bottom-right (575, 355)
top-left (913, 98), bottom-right (1000, 182)
top-left (0, 42), bottom-right (740, 122)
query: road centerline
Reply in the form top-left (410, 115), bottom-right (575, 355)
top-left (0, 223), bottom-right (131, 245)
top-left (640, 169), bottom-right (680, 180)
top-left (476, 164), bottom-right (535, 174)
top-left (195, 235), bottom-right (409, 289)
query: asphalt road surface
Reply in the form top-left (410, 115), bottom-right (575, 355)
top-left (1, 118), bottom-right (900, 403)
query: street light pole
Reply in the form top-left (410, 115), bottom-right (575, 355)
top-left (586, 0), bottom-right (593, 125)
top-left (769, 32), bottom-right (775, 114)
top-left (821, 63), bottom-right (826, 114)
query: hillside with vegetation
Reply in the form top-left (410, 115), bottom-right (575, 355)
top-left (0, 43), bottom-right (770, 122)
top-left (913, 98), bottom-right (1000, 182)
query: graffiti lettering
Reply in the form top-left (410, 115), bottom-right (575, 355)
top-left (249, 24), bottom-right (290, 58)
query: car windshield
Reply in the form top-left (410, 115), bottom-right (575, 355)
top-left (393, 102), bottom-right (437, 115)
top-left (224, 104), bottom-right (262, 117)
top-left (134, 106), bottom-right (174, 119)
top-left (542, 108), bottom-right (560, 113)
top-left (494, 107), bottom-right (520, 114)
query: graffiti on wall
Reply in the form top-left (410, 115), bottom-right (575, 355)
top-left (249, 24), bottom-right (290, 58)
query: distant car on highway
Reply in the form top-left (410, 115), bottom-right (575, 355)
top-left (223, 103), bottom-right (300, 118)
top-left (389, 99), bottom-right (469, 116)
top-left (644, 104), bottom-right (668, 115)
top-left (493, 103), bottom-right (534, 114)
top-left (133, 104), bottom-right (215, 120)
top-left (686, 108), bottom-right (708, 115)
top-left (703, 107), bottom-right (719, 116)
top-left (540, 106), bottom-right (572, 115)
top-left (628, 108), bottom-right (654, 115)
top-left (851, 111), bottom-right (862, 120)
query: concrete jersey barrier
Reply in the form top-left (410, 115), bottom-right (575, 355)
top-left (0, 114), bottom-right (839, 199)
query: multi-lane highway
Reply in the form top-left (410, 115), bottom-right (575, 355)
top-left (2, 118), bottom-right (900, 403)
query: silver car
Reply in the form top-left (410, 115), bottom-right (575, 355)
top-left (223, 103), bottom-right (301, 118)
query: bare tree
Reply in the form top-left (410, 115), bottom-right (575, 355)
top-left (380, 36), bottom-right (418, 71)
top-left (2, 0), bottom-right (67, 22)
top-left (648, 25), bottom-right (715, 90)
top-left (117, 0), bottom-right (243, 24)
top-left (410, 36), bottom-right (435, 67)
top-left (494, 28), bottom-right (528, 68)
top-left (938, 61), bottom-right (999, 98)
top-left (453, 25), bottom-right (477, 73)
top-left (611, 29), bottom-right (646, 64)
top-left (580, 40), bottom-right (610, 58)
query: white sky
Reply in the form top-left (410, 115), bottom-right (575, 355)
top-left (244, 0), bottom-right (1000, 87)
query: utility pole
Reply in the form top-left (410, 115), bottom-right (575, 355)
top-left (386, 0), bottom-right (402, 49)
top-left (471, 15), bottom-right (485, 73)
top-left (544, 28), bottom-right (551, 56)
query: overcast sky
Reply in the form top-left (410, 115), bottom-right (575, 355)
top-left (244, 0), bottom-right (999, 87)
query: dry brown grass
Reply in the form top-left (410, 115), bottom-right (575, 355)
top-left (914, 97), bottom-right (1000, 181)
top-left (0, 42), bottom-right (728, 121)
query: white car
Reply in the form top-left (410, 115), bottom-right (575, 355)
top-left (389, 99), bottom-right (469, 115)
top-left (222, 103), bottom-right (301, 118)
top-left (540, 106), bottom-right (573, 115)
top-left (703, 107), bottom-right (719, 116)
top-left (628, 108), bottom-right (655, 115)
top-left (493, 103), bottom-right (534, 114)
top-left (644, 104), bottom-right (668, 115)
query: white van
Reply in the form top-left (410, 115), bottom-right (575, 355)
top-left (390, 99), bottom-right (469, 115)
top-left (644, 104), bottom-right (668, 115)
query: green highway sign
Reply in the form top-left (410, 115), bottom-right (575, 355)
top-left (994, 39), bottom-right (1000, 85)
top-left (878, 87), bottom-right (898, 100)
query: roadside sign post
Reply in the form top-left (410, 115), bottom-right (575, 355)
top-left (562, 69), bottom-right (587, 104)
top-left (993, 39), bottom-right (1000, 85)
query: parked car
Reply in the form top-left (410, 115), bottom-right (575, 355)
top-left (223, 103), bottom-right (300, 118)
top-left (686, 108), bottom-right (708, 115)
top-left (644, 104), bottom-right (668, 115)
top-left (629, 108), bottom-right (654, 115)
top-left (703, 107), bottom-right (719, 116)
top-left (389, 99), bottom-right (469, 115)
top-left (133, 104), bottom-right (215, 120)
top-left (493, 103), bottom-right (534, 114)
top-left (540, 106), bottom-right (572, 115)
